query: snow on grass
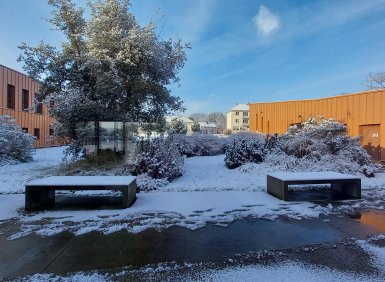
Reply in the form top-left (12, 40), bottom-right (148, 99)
top-left (188, 262), bottom-right (382, 282)
top-left (1, 148), bottom-right (385, 239)
top-left (20, 272), bottom-right (107, 282)
top-left (22, 262), bottom-right (382, 282)
top-left (356, 234), bottom-right (385, 273)
top-left (0, 146), bottom-right (66, 194)
top-left (3, 191), bottom-right (330, 239)
top-left (162, 155), bottom-right (267, 192)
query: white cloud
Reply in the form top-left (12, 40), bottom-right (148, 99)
top-left (253, 6), bottom-right (280, 37)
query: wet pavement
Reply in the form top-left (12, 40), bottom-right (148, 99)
top-left (1, 209), bottom-right (385, 279)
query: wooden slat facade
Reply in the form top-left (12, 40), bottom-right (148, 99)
top-left (0, 64), bottom-right (57, 147)
top-left (249, 89), bottom-right (385, 161)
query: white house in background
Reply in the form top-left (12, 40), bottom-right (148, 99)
top-left (226, 103), bottom-right (249, 132)
top-left (166, 116), bottom-right (194, 133)
top-left (198, 121), bottom-right (217, 134)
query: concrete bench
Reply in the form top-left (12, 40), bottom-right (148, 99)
top-left (25, 176), bottom-right (136, 210)
top-left (266, 171), bottom-right (361, 201)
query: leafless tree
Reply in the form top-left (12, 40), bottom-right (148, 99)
top-left (366, 72), bottom-right (385, 90)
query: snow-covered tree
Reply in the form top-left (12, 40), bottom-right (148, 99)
top-left (0, 115), bottom-right (36, 164)
top-left (18, 0), bottom-right (189, 144)
top-left (167, 118), bottom-right (187, 135)
top-left (191, 121), bottom-right (200, 133)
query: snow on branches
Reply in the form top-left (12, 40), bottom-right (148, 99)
top-left (0, 115), bottom-right (35, 165)
top-left (132, 136), bottom-right (184, 180)
top-left (278, 117), bottom-right (381, 176)
top-left (173, 134), bottom-right (227, 157)
top-left (18, 0), bottom-right (189, 142)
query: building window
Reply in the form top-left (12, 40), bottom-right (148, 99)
top-left (34, 128), bottom-right (40, 140)
top-left (49, 128), bottom-right (54, 135)
top-left (243, 118), bottom-right (249, 124)
top-left (22, 89), bottom-right (29, 111)
top-left (235, 119), bottom-right (239, 123)
top-left (235, 111), bottom-right (239, 116)
top-left (35, 103), bottom-right (43, 114)
top-left (7, 84), bottom-right (15, 109)
top-left (35, 94), bottom-right (43, 114)
top-left (244, 112), bottom-right (249, 116)
top-left (22, 127), bottom-right (28, 133)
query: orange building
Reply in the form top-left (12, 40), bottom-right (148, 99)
top-left (0, 64), bottom-right (56, 147)
top-left (249, 89), bottom-right (385, 161)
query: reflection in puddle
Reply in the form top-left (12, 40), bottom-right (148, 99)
top-left (354, 210), bottom-right (385, 233)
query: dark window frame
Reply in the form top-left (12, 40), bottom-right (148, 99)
top-left (7, 84), bottom-right (15, 109)
top-left (34, 128), bottom-right (40, 140)
top-left (22, 89), bottom-right (29, 112)
top-left (35, 94), bottom-right (43, 114)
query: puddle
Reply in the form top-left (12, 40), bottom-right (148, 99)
top-left (37, 217), bottom-right (346, 274)
top-left (350, 209), bottom-right (385, 233)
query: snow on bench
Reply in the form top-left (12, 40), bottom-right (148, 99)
top-left (25, 176), bottom-right (137, 210)
top-left (266, 171), bottom-right (361, 201)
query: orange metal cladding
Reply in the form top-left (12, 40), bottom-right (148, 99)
top-left (0, 64), bottom-right (57, 148)
top-left (249, 89), bottom-right (385, 161)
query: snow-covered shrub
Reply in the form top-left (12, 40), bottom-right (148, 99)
top-left (279, 117), bottom-right (381, 176)
top-left (225, 139), bottom-right (266, 169)
top-left (132, 137), bottom-right (183, 180)
top-left (0, 115), bottom-right (35, 164)
top-left (136, 174), bottom-right (169, 192)
top-left (173, 134), bottom-right (226, 157)
top-left (226, 131), bottom-right (265, 144)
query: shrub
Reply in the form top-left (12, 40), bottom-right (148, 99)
top-left (279, 117), bottom-right (381, 176)
top-left (173, 134), bottom-right (227, 157)
top-left (224, 138), bottom-right (266, 169)
top-left (226, 131), bottom-right (265, 144)
top-left (0, 115), bottom-right (35, 164)
top-left (132, 137), bottom-right (183, 180)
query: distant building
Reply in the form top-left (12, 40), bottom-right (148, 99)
top-left (249, 89), bottom-right (385, 162)
top-left (0, 64), bottom-right (58, 147)
top-left (166, 116), bottom-right (194, 133)
top-left (198, 121), bottom-right (217, 134)
top-left (226, 104), bottom-right (249, 132)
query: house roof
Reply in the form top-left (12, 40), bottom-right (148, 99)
top-left (228, 103), bottom-right (249, 112)
top-left (198, 122), bottom-right (217, 128)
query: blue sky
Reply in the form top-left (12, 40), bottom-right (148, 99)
top-left (1, 0), bottom-right (385, 114)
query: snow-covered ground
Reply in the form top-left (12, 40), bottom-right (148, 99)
top-left (1, 147), bottom-right (385, 239)
top-left (0, 146), bottom-right (65, 194)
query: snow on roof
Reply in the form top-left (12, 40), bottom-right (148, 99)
top-left (166, 116), bottom-right (193, 123)
top-left (198, 122), bottom-right (217, 128)
top-left (229, 104), bottom-right (249, 112)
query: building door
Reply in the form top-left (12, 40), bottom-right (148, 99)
top-left (360, 125), bottom-right (381, 161)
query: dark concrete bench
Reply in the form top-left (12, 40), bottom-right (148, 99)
top-left (266, 172), bottom-right (361, 201)
top-left (25, 176), bottom-right (136, 210)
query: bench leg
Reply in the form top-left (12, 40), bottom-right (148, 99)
top-left (120, 180), bottom-right (137, 208)
top-left (25, 187), bottom-right (55, 211)
top-left (267, 176), bottom-right (288, 201)
top-left (331, 180), bottom-right (361, 199)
